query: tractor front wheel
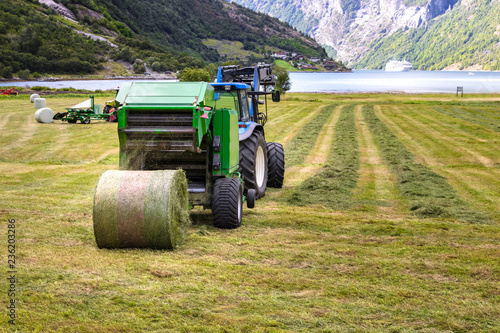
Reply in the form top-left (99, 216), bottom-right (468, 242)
top-left (212, 178), bottom-right (242, 229)
top-left (239, 130), bottom-right (268, 199)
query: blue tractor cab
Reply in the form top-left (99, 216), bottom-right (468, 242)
top-left (211, 65), bottom-right (284, 200)
top-left (210, 82), bottom-right (258, 141)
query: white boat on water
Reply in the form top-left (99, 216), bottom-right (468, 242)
top-left (385, 59), bottom-right (413, 72)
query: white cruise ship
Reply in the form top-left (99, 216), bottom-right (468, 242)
top-left (385, 59), bottom-right (413, 72)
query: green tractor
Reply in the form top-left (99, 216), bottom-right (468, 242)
top-left (93, 66), bottom-right (285, 249)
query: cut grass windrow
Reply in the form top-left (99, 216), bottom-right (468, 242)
top-left (352, 106), bottom-right (408, 214)
top-left (284, 104), bottom-right (336, 167)
top-left (432, 106), bottom-right (500, 133)
top-left (363, 105), bottom-right (490, 223)
top-left (288, 104), bottom-right (359, 209)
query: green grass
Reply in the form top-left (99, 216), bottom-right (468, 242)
top-left (284, 104), bottom-right (335, 167)
top-left (274, 59), bottom-right (296, 71)
top-left (288, 105), bottom-right (360, 209)
top-left (432, 105), bottom-right (500, 132)
top-left (274, 59), bottom-right (326, 72)
top-left (95, 60), bottom-right (132, 77)
top-left (202, 39), bottom-right (266, 61)
top-left (362, 105), bottom-right (490, 223)
top-left (0, 93), bottom-right (499, 332)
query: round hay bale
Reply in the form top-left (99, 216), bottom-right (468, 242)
top-left (34, 98), bottom-right (46, 109)
top-left (34, 108), bottom-right (54, 123)
top-left (30, 94), bottom-right (40, 103)
top-left (93, 169), bottom-right (190, 249)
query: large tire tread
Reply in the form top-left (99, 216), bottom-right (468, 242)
top-left (239, 130), bottom-right (268, 199)
top-left (212, 178), bottom-right (242, 229)
top-left (267, 142), bottom-right (285, 188)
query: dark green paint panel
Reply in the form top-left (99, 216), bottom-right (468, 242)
top-left (212, 108), bottom-right (239, 176)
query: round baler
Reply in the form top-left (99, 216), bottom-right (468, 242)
top-left (93, 66), bottom-right (285, 249)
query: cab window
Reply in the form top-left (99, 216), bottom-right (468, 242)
top-left (239, 90), bottom-right (250, 121)
top-left (214, 91), bottom-right (239, 114)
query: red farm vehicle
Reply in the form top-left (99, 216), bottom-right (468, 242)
top-left (0, 88), bottom-right (18, 96)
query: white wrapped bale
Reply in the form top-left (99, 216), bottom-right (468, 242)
top-left (93, 169), bottom-right (191, 249)
top-left (34, 98), bottom-right (46, 109)
top-left (34, 108), bottom-right (54, 123)
top-left (30, 94), bottom-right (40, 103)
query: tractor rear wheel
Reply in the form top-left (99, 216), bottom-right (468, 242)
top-left (266, 142), bottom-right (285, 188)
top-left (103, 105), bottom-right (112, 122)
top-left (212, 178), bottom-right (242, 229)
top-left (239, 130), bottom-right (268, 199)
top-left (104, 105), bottom-right (118, 122)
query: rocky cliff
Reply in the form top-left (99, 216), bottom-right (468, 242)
top-left (229, 0), bottom-right (461, 65)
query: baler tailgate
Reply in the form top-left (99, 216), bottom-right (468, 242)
top-left (123, 107), bottom-right (197, 153)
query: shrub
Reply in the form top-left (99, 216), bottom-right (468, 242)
top-left (31, 86), bottom-right (53, 91)
top-left (16, 69), bottom-right (31, 79)
top-left (274, 66), bottom-right (291, 94)
top-left (133, 59), bottom-right (146, 74)
top-left (178, 67), bottom-right (212, 82)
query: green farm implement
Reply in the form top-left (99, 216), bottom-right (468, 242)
top-left (53, 95), bottom-right (117, 124)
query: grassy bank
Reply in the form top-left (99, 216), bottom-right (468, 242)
top-left (0, 93), bottom-right (499, 332)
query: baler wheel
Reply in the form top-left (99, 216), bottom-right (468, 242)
top-left (68, 118), bottom-right (77, 123)
top-left (247, 189), bottom-right (256, 209)
top-left (212, 178), bottom-right (242, 229)
top-left (266, 142), bottom-right (285, 188)
top-left (239, 130), bottom-right (268, 199)
top-left (82, 118), bottom-right (91, 124)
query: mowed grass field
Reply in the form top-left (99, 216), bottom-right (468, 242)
top-left (0, 92), bottom-right (499, 332)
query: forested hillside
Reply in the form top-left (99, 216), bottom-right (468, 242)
top-left (0, 0), bottom-right (108, 78)
top-left (0, 0), bottom-right (327, 79)
top-left (356, 3), bottom-right (500, 70)
top-left (91, 0), bottom-right (326, 59)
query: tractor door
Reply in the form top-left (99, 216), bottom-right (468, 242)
top-left (214, 90), bottom-right (240, 114)
top-left (238, 89), bottom-right (251, 122)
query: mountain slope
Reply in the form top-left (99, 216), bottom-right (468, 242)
top-left (357, 2), bottom-right (500, 70)
top-left (0, 0), bottom-right (327, 78)
top-left (93, 0), bottom-right (326, 59)
top-left (0, 0), bottom-right (109, 78)
top-left (228, 0), bottom-right (500, 70)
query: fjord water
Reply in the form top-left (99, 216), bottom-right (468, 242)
top-left (289, 70), bottom-right (500, 93)
top-left (3, 70), bottom-right (500, 93)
